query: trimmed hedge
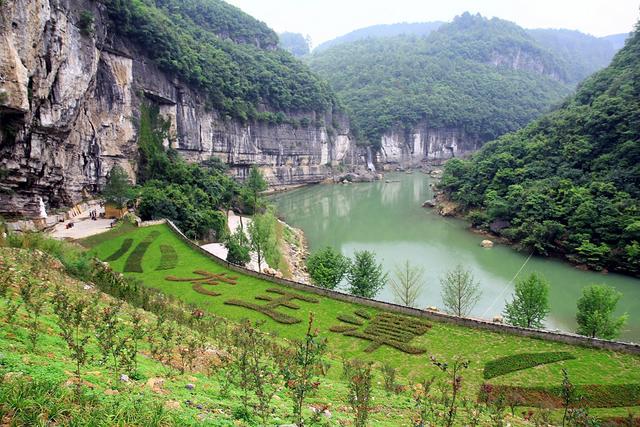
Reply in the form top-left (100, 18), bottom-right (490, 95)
top-left (105, 238), bottom-right (133, 262)
top-left (355, 309), bottom-right (371, 320)
top-left (224, 288), bottom-right (320, 324)
top-left (483, 352), bottom-right (576, 379)
top-left (224, 299), bottom-right (301, 324)
top-left (192, 283), bottom-right (221, 297)
top-left (480, 383), bottom-right (640, 408)
top-left (337, 314), bottom-right (364, 326)
top-left (156, 244), bottom-right (178, 270)
top-left (123, 231), bottom-right (160, 273)
top-left (329, 311), bottom-right (430, 354)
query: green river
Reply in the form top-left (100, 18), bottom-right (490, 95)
top-left (271, 172), bottom-right (640, 342)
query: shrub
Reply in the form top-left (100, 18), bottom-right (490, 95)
top-left (105, 238), bottom-right (133, 262)
top-left (347, 360), bottom-right (373, 427)
top-left (483, 352), bottom-right (576, 379)
top-left (224, 229), bottom-right (251, 266)
top-left (77, 10), bottom-right (94, 36)
top-left (306, 246), bottom-right (350, 290)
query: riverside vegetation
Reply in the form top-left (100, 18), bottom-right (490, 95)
top-left (3, 218), bottom-right (635, 425)
top-left (440, 22), bottom-right (640, 277)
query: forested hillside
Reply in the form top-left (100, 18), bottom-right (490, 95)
top-left (308, 13), bottom-right (572, 144)
top-left (313, 21), bottom-right (443, 52)
top-left (528, 29), bottom-right (622, 83)
top-left (440, 24), bottom-right (640, 276)
top-left (105, 0), bottom-right (337, 121)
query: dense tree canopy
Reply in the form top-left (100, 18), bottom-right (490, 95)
top-left (308, 13), bottom-right (575, 144)
top-left (105, 0), bottom-right (337, 121)
top-left (440, 24), bottom-right (640, 276)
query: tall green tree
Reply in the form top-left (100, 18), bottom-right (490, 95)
top-left (503, 273), bottom-right (550, 328)
top-left (224, 229), bottom-right (251, 266)
top-left (248, 209), bottom-right (279, 272)
top-left (440, 265), bottom-right (482, 317)
top-left (246, 166), bottom-right (268, 213)
top-left (389, 260), bottom-right (425, 308)
top-left (306, 247), bottom-right (351, 290)
top-left (102, 165), bottom-right (133, 209)
top-left (347, 250), bottom-right (388, 299)
top-left (576, 285), bottom-right (628, 339)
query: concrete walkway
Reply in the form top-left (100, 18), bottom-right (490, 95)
top-left (200, 211), bottom-right (270, 273)
top-left (49, 206), bottom-right (114, 240)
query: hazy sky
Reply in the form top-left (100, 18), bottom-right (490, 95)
top-left (225, 0), bottom-right (639, 47)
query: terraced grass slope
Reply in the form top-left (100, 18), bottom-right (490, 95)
top-left (85, 223), bottom-right (640, 419)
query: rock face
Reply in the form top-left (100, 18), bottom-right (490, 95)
top-left (376, 124), bottom-right (481, 168)
top-left (0, 0), bottom-right (355, 219)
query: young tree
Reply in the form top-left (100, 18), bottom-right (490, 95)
top-left (576, 284), bottom-right (628, 339)
top-left (246, 165), bottom-right (268, 213)
top-left (440, 265), bottom-right (482, 317)
top-left (306, 246), bottom-right (351, 289)
top-left (389, 260), bottom-right (425, 307)
top-left (225, 228), bottom-right (251, 266)
top-left (347, 250), bottom-right (388, 299)
top-left (347, 360), bottom-right (374, 427)
top-left (103, 165), bottom-right (133, 209)
top-left (248, 210), bottom-right (279, 272)
top-left (503, 272), bottom-right (550, 328)
top-left (281, 313), bottom-right (327, 426)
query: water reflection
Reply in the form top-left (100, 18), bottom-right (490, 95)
top-left (272, 173), bottom-right (640, 341)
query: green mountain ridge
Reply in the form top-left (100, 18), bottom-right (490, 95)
top-left (105, 0), bottom-right (338, 121)
top-left (307, 13), bottom-right (578, 144)
top-left (440, 23), bottom-right (640, 276)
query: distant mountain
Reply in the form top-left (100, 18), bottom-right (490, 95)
top-left (602, 33), bottom-right (630, 50)
top-left (314, 21), bottom-right (444, 52)
top-left (440, 23), bottom-right (640, 275)
top-left (317, 22), bottom-right (623, 84)
top-left (308, 13), bottom-right (573, 143)
top-left (279, 32), bottom-right (311, 57)
top-left (528, 29), bottom-right (620, 83)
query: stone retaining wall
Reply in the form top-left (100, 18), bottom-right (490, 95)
top-left (164, 220), bottom-right (640, 355)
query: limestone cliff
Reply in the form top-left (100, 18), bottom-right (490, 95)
top-left (376, 125), bottom-right (481, 168)
top-left (0, 0), bottom-right (354, 219)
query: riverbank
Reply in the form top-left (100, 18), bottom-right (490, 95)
top-left (425, 191), bottom-right (631, 276)
top-left (271, 172), bottom-right (640, 341)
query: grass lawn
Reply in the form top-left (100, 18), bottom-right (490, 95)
top-left (83, 223), bottom-right (640, 417)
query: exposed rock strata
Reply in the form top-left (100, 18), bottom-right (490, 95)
top-left (0, 0), bottom-right (355, 218)
top-left (376, 125), bottom-right (481, 169)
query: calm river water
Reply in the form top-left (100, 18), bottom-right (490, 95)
top-left (271, 172), bottom-right (640, 342)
